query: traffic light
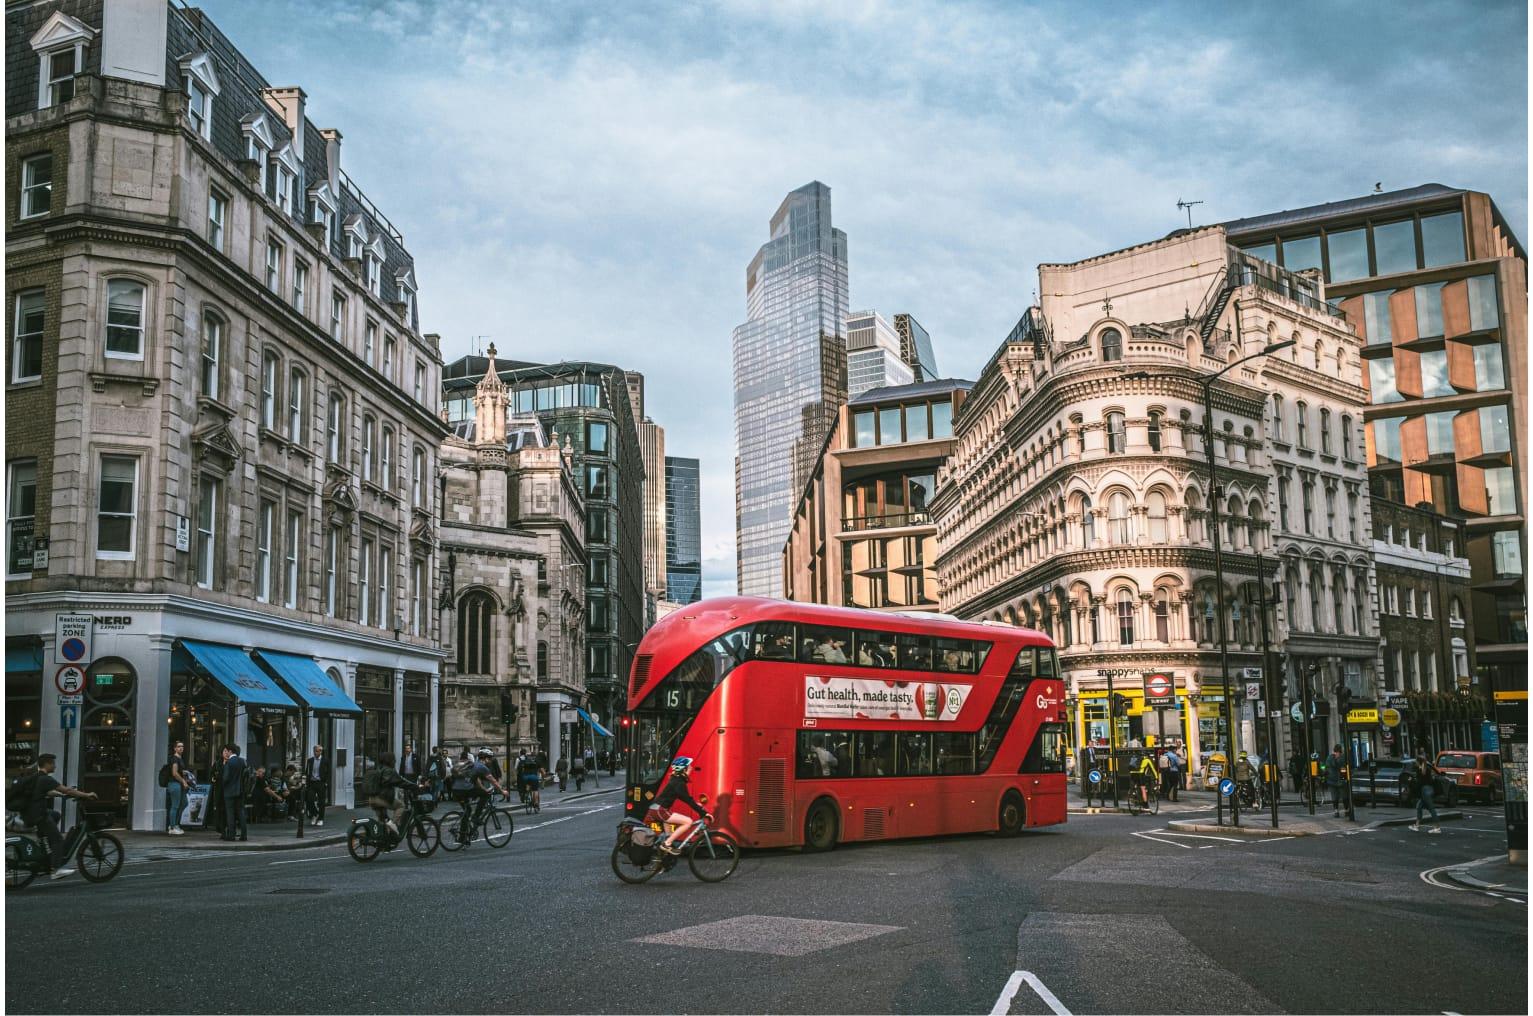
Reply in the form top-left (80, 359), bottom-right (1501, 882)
top-left (620, 715), bottom-right (632, 729)
top-left (500, 692), bottom-right (519, 726)
top-left (1110, 693), bottom-right (1129, 716)
top-left (1335, 682), bottom-right (1351, 717)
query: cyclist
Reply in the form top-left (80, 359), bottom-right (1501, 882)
top-left (647, 757), bottom-right (712, 855)
top-left (364, 751), bottom-right (417, 842)
top-left (1235, 751), bottom-right (1260, 808)
top-left (515, 753), bottom-right (543, 811)
top-left (1134, 751), bottom-right (1158, 809)
top-left (449, 749), bottom-right (504, 836)
top-left (13, 753), bottom-right (97, 880)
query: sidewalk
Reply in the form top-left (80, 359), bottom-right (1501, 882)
top-left (116, 784), bottom-right (624, 853)
top-left (1442, 856), bottom-right (1528, 895)
top-left (1166, 806), bottom-right (1466, 838)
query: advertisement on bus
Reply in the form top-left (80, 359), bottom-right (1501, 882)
top-left (804, 676), bottom-right (972, 721)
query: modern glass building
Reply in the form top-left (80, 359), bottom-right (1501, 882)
top-left (893, 313), bottom-right (940, 381)
top-left (846, 310), bottom-right (914, 397)
top-left (732, 182), bottom-right (849, 596)
top-left (665, 456), bottom-right (702, 604)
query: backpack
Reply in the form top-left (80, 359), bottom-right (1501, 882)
top-left (6, 770), bottom-right (40, 813)
top-left (158, 763), bottom-right (172, 788)
top-left (362, 767), bottom-right (384, 797)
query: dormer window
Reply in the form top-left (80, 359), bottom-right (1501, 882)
top-left (364, 236), bottom-right (385, 297)
top-left (308, 181), bottom-right (337, 243)
top-left (344, 216), bottom-right (367, 261)
top-left (1100, 327), bottom-right (1123, 362)
top-left (178, 53), bottom-right (221, 141)
top-left (394, 268), bottom-right (417, 325)
top-left (269, 143), bottom-right (300, 216)
top-left (30, 11), bottom-right (93, 110)
top-left (241, 111), bottom-right (274, 165)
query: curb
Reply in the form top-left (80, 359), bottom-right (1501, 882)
top-left (123, 826), bottom-right (348, 853)
top-left (1166, 809), bottom-right (1466, 839)
top-left (1442, 868), bottom-right (1528, 895)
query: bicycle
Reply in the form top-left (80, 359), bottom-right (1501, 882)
top-left (515, 776), bottom-right (542, 815)
top-left (6, 805), bottom-right (124, 890)
top-left (1128, 777), bottom-right (1160, 816)
top-left (610, 810), bottom-right (740, 884)
top-left (346, 787), bottom-right (441, 863)
top-left (438, 795), bottom-right (513, 851)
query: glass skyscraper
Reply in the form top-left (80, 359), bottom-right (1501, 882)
top-left (665, 456), bottom-right (702, 604)
top-left (893, 313), bottom-right (940, 382)
top-left (846, 310), bottom-right (914, 397)
top-left (732, 182), bottom-right (849, 597)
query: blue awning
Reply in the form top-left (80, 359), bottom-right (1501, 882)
top-left (176, 640), bottom-right (296, 709)
top-left (577, 707), bottom-right (614, 738)
top-left (252, 650), bottom-right (362, 715)
top-left (6, 643), bottom-right (42, 673)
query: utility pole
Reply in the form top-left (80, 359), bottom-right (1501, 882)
top-left (1256, 551), bottom-right (1279, 829)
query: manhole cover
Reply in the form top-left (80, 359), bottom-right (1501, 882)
top-left (268, 888), bottom-right (329, 895)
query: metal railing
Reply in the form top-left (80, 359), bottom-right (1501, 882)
top-left (844, 511), bottom-right (933, 531)
top-left (1228, 252), bottom-right (1345, 320)
top-left (338, 169), bottom-right (405, 246)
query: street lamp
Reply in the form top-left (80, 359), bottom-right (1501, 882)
top-left (1130, 329), bottom-right (1295, 827)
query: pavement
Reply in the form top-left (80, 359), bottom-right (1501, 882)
top-left (1167, 806), bottom-right (1468, 838)
top-left (1442, 855), bottom-right (1529, 895)
top-left (7, 790), bottom-right (1525, 1014)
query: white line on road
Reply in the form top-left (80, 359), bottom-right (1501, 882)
top-left (990, 970), bottom-right (1071, 1016)
top-left (515, 804), bottom-right (618, 833)
top-left (1130, 831), bottom-right (1192, 849)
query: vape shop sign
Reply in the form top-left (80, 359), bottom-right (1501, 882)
top-left (805, 676), bottom-right (971, 722)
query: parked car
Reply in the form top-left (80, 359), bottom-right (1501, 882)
top-left (1348, 758), bottom-right (1459, 807)
top-left (1435, 751), bottom-right (1504, 804)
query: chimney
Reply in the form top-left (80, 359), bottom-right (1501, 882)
top-left (320, 128), bottom-right (343, 189)
top-left (263, 86), bottom-right (307, 159)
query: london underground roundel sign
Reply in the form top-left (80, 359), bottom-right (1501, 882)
top-left (1145, 673), bottom-right (1172, 699)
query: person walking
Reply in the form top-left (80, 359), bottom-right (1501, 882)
top-left (399, 742), bottom-right (420, 781)
top-left (555, 754), bottom-right (568, 792)
top-left (303, 744), bottom-right (329, 826)
top-left (1325, 744), bottom-right (1347, 817)
top-left (1411, 749), bottom-right (1443, 833)
top-left (571, 751), bottom-right (586, 791)
top-left (164, 739), bottom-right (193, 835)
top-left (583, 746), bottom-right (598, 787)
top-left (221, 744), bottom-right (248, 842)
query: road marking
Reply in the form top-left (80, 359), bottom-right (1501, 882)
top-left (270, 854), bottom-right (348, 866)
top-left (990, 970), bottom-right (1071, 1016)
top-left (515, 803), bottom-right (617, 833)
top-left (1152, 830), bottom-right (1247, 843)
top-left (1130, 831), bottom-right (1192, 849)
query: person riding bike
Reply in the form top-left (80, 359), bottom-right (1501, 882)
top-left (647, 757), bottom-right (712, 855)
top-left (515, 754), bottom-right (543, 810)
top-left (12, 753), bottom-right (97, 880)
top-left (1134, 751), bottom-right (1158, 808)
top-left (448, 749), bottom-right (504, 834)
top-left (363, 751), bottom-right (418, 841)
top-left (1234, 752), bottom-right (1260, 807)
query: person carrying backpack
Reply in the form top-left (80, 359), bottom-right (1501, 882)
top-left (570, 751), bottom-right (586, 791)
top-left (158, 740), bottom-right (194, 835)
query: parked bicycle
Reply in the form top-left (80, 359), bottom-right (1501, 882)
top-left (6, 805), bottom-right (124, 889)
top-left (610, 811), bottom-right (740, 884)
top-left (346, 786), bottom-right (441, 862)
top-left (438, 797), bottom-right (513, 851)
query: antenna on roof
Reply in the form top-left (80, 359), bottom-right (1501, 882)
top-left (1373, 182), bottom-right (1383, 193)
top-left (1176, 198), bottom-right (1203, 230)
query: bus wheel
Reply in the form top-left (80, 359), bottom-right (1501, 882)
top-left (998, 791), bottom-right (1026, 837)
top-left (802, 799), bottom-right (839, 853)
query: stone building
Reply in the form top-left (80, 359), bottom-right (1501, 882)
top-left (438, 348), bottom-right (585, 766)
top-left (932, 227), bottom-right (1379, 771)
top-left (4, 0), bottom-right (445, 828)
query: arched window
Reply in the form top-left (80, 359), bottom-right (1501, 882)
top-left (261, 350), bottom-right (280, 429)
top-left (1147, 490), bottom-right (1168, 542)
top-left (361, 415), bottom-right (376, 483)
top-left (1285, 566), bottom-right (1302, 629)
top-left (1071, 415), bottom-right (1085, 455)
top-left (1308, 567), bottom-right (1325, 633)
top-left (1319, 408), bottom-right (1332, 454)
top-left (1333, 566), bottom-right (1348, 634)
top-left (1154, 589), bottom-right (1171, 642)
top-left (287, 367), bottom-right (307, 441)
top-left (457, 591), bottom-right (494, 674)
top-left (326, 392), bottom-right (345, 463)
top-left (1106, 412), bottom-right (1126, 453)
top-left (1248, 502), bottom-right (1266, 551)
top-left (1108, 492), bottom-right (1131, 544)
top-left (1100, 328), bottom-right (1122, 362)
top-left (1080, 495), bottom-right (1096, 546)
top-left (380, 426), bottom-right (394, 489)
top-left (1185, 489), bottom-right (1203, 542)
top-left (1147, 411), bottom-right (1163, 452)
top-left (1116, 588), bottom-right (1135, 645)
top-left (1295, 401), bottom-right (1309, 448)
top-left (1351, 572), bottom-right (1365, 633)
top-left (1313, 341), bottom-right (1324, 370)
top-left (1272, 394), bottom-right (1285, 442)
top-left (1225, 496), bottom-right (1242, 549)
top-left (1340, 414), bottom-right (1353, 459)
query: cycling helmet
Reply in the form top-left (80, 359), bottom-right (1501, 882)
top-left (477, 747), bottom-right (493, 757)
top-left (671, 757), bottom-right (694, 773)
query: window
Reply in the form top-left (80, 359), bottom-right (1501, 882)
top-left (1116, 589), bottom-right (1135, 645)
top-left (585, 465), bottom-right (609, 499)
top-left (326, 393), bottom-right (345, 463)
top-left (1473, 345), bottom-right (1505, 391)
top-left (330, 294), bottom-right (345, 341)
top-left (1108, 492), bottom-right (1131, 544)
top-left (1079, 496), bottom-right (1095, 546)
top-left (207, 190), bottom-right (226, 251)
top-left (1295, 402), bottom-right (1309, 448)
top-left (931, 399), bottom-right (954, 439)
top-left (1282, 234), bottom-right (1322, 272)
top-left (358, 538), bottom-right (373, 626)
top-left (586, 507), bottom-right (607, 544)
top-left (41, 47), bottom-right (80, 107)
top-left (362, 416), bottom-right (376, 482)
top-left (1372, 219), bottom-right (1417, 276)
top-left (1146, 491), bottom-right (1167, 542)
top-left (323, 527), bottom-right (339, 617)
top-left (256, 500), bottom-right (274, 602)
top-left (1425, 411), bottom-right (1455, 455)
top-left (195, 477), bottom-right (218, 588)
top-left (366, 254), bottom-right (381, 297)
top-left (1301, 478), bottom-right (1314, 534)
top-left (1420, 212), bottom-right (1465, 267)
top-left (1270, 395), bottom-right (1285, 442)
top-left (364, 321), bottom-right (376, 367)
top-left (457, 591), bottom-right (494, 672)
top-left (1341, 415), bottom-right (1354, 460)
top-left (273, 164), bottom-right (293, 215)
top-left (186, 74), bottom-right (212, 138)
top-left (20, 155), bottom-right (52, 219)
top-left (293, 261), bottom-right (308, 314)
top-left (199, 312), bottom-right (222, 401)
top-left (1326, 228), bottom-right (1368, 282)
top-left (1368, 358), bottom-right (1403, 404)
top-left (97, 456), bottom-right (137, 558)
top-left (588, 554), bottom-right (609, 585)
top-left (1413, 283), bottom-right (1444, 338)
top-left (1347, 491), bottom-right (1359, 543)
top-left (853, 410), bottom-right (875, 447)
top-left (105, 280), bottom-right (145, 359)
top-left (586, 421), bottom-right (609, 455)
top-left (411, 447), bottom-right (426, 508)
top-left (1325, 487), bottom-right (1336, 538)
top-left (11, 290), bottom-right (44, 383)
top-left (283, 510), bottom-right (301, 608)
top-left (413, 362), bottom-right (425, 404)
top-left (1374, 416), bottom-right (1403, 463)
top-left (1468, 275), bottom-right (1499, 331)
top-left (410, 559), bottom-right (426, 636)
top-left (264, 239), bottom-right (282, 292)
top-left (879, 405), bottom-right (902, 444)
top-left (1480, 405), bottom-right (1511, 454)
top-left (1493, 531), bottom-right (1523, 578)
top-left (377, 546), bottom-right (392, 629)
top-left (1154, 590), bottom-right (1171, 642)
top-left (905, 402), bottom-right (930, 442)
top-left (1106, 412), bottom-right (1126, 453)
top-left (383, 337), bottom-right (395, 382)
top-left (1147, 411), bottom-right (1162, 452)
top-left (380, 427), bottom-right (394, 489)
top-left (1485, 467), bottom-right (1517, 516)
top-left (287, 368), bottom-right (306, 441)
top-left (1405, 587), bottom-right (1416, 618)
top-left (1362, 291), bottom-right (1392, 345)
top-left (1308, 569), bottom-right (1324, 632)
top-left (7, 460), bottom-right (37, 577)
top-left (1319, 408), bottom-right (1332, 454)
top-left (1100, 328), bottom-right (1122, 362)
top-left (1277, 476), bottom-right (1291, 531)
top-left (1420, 350), bottom-right (1452, 397)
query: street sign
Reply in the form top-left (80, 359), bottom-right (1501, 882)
top-left (54, 613), bottom-right (92, 665)
top-left (1087, 769), bottom-right (1102, 784)
top-left (1381, 708), bottom-right (1402, 728)
top-left (56, 692), bottom-right (83, 706)
top-left (175, 515), bottom-right (191, 552)
top-left (59, 703), bottom-right (78, 730)
top-left (55, 665), bottom-right (85, 695)
top-left (1346, 708), bottom-right (1380, 725)
top-left (1219, 778), bottom-right (1235, 797)
top-left (1144, 672), bottom-right (1174, 706)
top-left (1245, 681), bottom-right (1262, 701)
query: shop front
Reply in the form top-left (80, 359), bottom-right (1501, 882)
top-left (5, 640), bottom-right (42, 783)
top-left (353, 668), bottom-right (395, 798)
top-left (402, 674), bottom-right (430, 756)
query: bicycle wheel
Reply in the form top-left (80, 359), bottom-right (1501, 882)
top-left (610, 844), bottom-right (658, 884)
top-left (5, 840), bottom-right (36, 890)
top-left (76, 832), bottom-right (124, 882)
top-left (438, 811), bottom-right (468, 852)
top-left (1147, 787), bottom-right (1160, 816)
top-left (347, 824), bottom-right (381, 863)
top-left (688, 831), bottom-right (741, 883)
top-left (484, 808), bottom-right (513, 848)
top-left (406, 816), bottom-right (440, 858)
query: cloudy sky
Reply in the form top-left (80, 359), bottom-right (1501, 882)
top-left (204, 0), bottom-right (1528, 599)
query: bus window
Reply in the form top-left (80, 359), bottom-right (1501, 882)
top-left (1009, 647), bottom-right (1035, 678)
top-left (899, 733), bottom-right (934, 775)
top-left (856, 731), bottom-right (895, 776)
top-left (854, 631), bottom-right (896, 668)
top-left (1021, 723), bottom-right (1067, 774)
top-left (935, 732), bottom-right (977, 774)
top-left (934, 638), bottom-right (984, 674)
top-left (897, 634), bottom-right (933, 671)
top-left (797, 731), bottom-right (837, 779)
top-left (1036, 648), bottom-right (1058, 679)
top-left (633, 634), bottom-right (750, 785)
top-left (976, 670), bottom-right (1032, 769)
top-left (800, 626), bottom-right (853, 665)
top-left (753, 622), bottom-right (796, 660)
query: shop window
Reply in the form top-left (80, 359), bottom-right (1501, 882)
top-left (83, 659), bottom-right (136, 819)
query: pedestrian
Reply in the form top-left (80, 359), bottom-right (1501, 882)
top-left (607, 751), bottom-right (617, 778)
top-left (555, 754), bottom-right (568, 792)
top-left (282, 765), bottom-right (303, 820)
top-left (583, 746), bottom-right (598, 787)
top-left (1410, 748), bottom-right (1442, 834)
top-left (571, 751), bottom-right (586, 791)
top-left (303, 744), bottom-right (329, 826)
top-left (1168, 742), bottom-right (1183, 801)
top-left (221, 744), bottom-right (248, 842)
top-left (1325, 744), bottom-right (1347, 817)
top-left (425, 745), bottom-right (449, 802)
top-left (400, 742), bottom-right (419, 781)
top-left (1289, 754), bottom-right (1304, 795)
top-left (163, 739), bottom-right (193, 836)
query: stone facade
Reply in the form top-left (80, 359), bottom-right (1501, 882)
top-left (932, 227), bottom-right (1379, 773)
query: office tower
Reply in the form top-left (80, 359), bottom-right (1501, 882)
top-left (666, 457), bottom-right (702, 604)
top-left (893, 313), bottom-right (940, 381)
top-left (731, 182), bottom-right (849, 597)
top-left (845, 310), bottom-right (914, 397)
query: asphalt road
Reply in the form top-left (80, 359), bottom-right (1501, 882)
top-left (6, 792), bottom-right (1525, 1015)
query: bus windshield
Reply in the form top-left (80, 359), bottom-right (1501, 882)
top-left (632, 628), bottom-right (750, 784)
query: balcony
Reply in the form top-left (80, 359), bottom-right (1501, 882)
top-left (844, 511), bottom-right (933, 532)
top-left (1228, 251), bottom-right (1346, 321)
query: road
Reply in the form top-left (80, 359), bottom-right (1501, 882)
top-left (6, 792), bottom-right (1525, 1014)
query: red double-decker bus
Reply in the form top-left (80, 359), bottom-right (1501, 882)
top-left (622, 597), bottom-right (1067, 850)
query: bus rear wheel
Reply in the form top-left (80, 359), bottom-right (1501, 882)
top-left (998, 791), bottom-right (1026, 837)
top-left (802, 799), bottom-right (839, 853)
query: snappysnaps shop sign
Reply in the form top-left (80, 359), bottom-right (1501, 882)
top-left (804, 676), bottom-right (971, 722)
